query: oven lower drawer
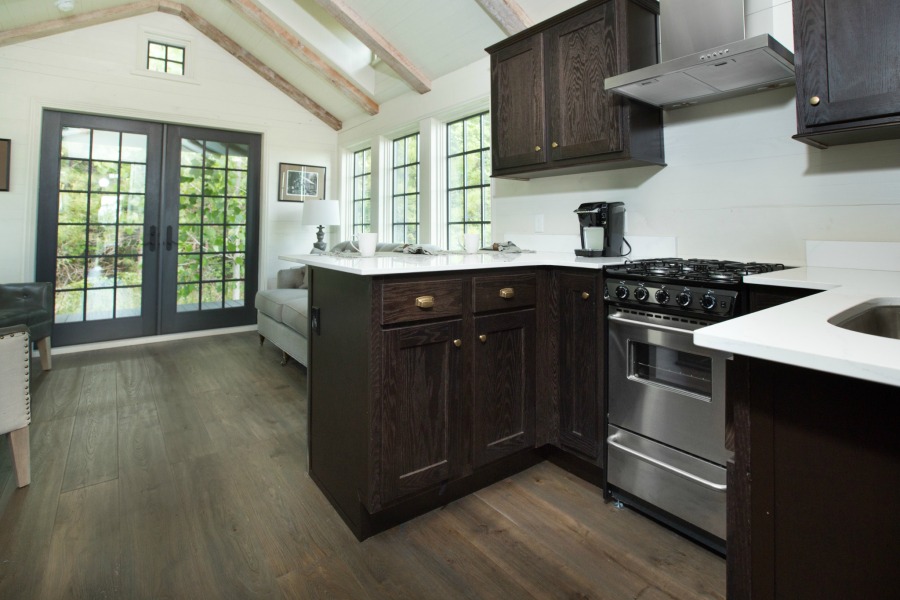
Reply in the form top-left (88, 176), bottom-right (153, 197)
top-left (606, 425), bottom-right (727, 541)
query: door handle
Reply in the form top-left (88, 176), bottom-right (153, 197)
top-left (607, 435), bottom-right (727, 492)
top-left (146, 225), bottom-right (157, 251)
top-left (165, 225), bottom-right (174, 251)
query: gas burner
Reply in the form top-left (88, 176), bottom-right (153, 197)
top-left (605, 258), bottom-right (790, 320)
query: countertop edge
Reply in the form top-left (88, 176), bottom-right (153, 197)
top-left (697, 267), bottom-right (900, 388)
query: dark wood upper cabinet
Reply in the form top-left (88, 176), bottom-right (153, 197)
top-left (490, 35), bottom-right (547, 171)
top-left (487, 0), bottom-right (664, 179)
top-left (793, 0), bottom-right (900, 148)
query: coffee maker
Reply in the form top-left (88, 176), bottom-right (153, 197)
top-left (574, 202), bottom-right (626, 257)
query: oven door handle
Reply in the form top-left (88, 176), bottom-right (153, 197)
top-left (608, 313), bottom-right (699, 337)
top-left (607, 435), bottom-right (727, 492)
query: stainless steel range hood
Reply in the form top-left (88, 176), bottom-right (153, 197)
top-left (605, 0), bottom-right (795, 109)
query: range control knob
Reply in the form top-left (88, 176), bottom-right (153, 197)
top-left (675, 289), bottom-right (693, 307)
top-left (655, 289), bottom-right (669, 304)
top-left (634, 286), bottom-right (649, 302)
top-left (614, 284), bottom-right (629, 300)
top-left (701, 292), bottom-right (718, 311)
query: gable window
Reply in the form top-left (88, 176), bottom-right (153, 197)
top-left (147, 41), bottom-right (185, 75)
top-left (352, 148), bottom-right (372, 235)
top-left (447, 111), bottom-right (491, 250)
top-left (391, 133), bottom-right (419, 244)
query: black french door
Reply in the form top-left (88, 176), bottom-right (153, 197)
top-left (36, 111), bottom-right (260, 346)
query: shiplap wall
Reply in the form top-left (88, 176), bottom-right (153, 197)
top-left (340, 0), bottom-right (900, 266)
top-left (0, 11), bottom-right (337, 284)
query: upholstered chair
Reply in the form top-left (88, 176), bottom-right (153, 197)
top-left (0, 282), bottom-right (53, 370)
top-left (0, 325), bottom-right (32, 488)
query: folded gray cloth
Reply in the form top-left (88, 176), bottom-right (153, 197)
top-left (393, 244), bottom-right (444, 255)
top-left (486, 241), bottom-right (532, 253)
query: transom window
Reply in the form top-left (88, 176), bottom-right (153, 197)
top-left (147, 41), bottom-right (185, 75)
top-left (391, 133), bottom-right (419, 244)
top-left (352, 148), bottom-right (371, 235)
top-left (447, 112), bottom-right (491, 250)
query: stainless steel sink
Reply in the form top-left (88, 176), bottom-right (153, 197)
top-left (829, 299), bottom-right (900, 340)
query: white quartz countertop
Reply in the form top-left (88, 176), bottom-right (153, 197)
top-left (279, 251), bottom-right (628, 275)
top-left (694, 267), bottom-right (900, 388)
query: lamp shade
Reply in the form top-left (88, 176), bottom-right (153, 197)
top-left (301, 200), bottom-right (340, 226)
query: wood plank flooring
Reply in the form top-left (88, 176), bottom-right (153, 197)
top-left (0, 332), bottom-right (725, 599)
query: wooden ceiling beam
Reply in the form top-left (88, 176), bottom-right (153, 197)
top-left (0, 0), bottom-right (159, 46)
top-left (473, 0), bottom-right (533, 36)
top-left (310, 0), bottom-right (431, 94)
top-left (0, 1), bottom-right (342, 130)
top-left (222, 0), bottom-right (378, 116)
top-left (159, 1), bottom-right (342, 130)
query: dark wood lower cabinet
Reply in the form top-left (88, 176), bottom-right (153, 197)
top-left (309, 267), bottom-right (560, 540)
top-left (472, 309), bottom-right (536, 467)
top-left (728, 358), bottom-right (900, 599)
top-left (556, 271), bottom-right (603, 461)
top-left (379, 320), bottom-right (462, 505)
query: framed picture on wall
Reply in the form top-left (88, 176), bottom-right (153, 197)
top-left (0, 139), bottom-right (9, 192)
top-left (278, 163), bottom-right (325, 202)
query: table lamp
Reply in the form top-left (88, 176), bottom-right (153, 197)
top-left (301, 200), bottom-right (340, 253)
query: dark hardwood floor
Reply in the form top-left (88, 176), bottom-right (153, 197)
top-left (0, 332), bottom-right (725, 599)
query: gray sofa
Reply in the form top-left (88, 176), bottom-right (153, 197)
top-left (256, 267), bottom-right (309, 366)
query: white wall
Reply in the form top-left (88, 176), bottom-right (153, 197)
top-left (339, 0), bottom-right (900, 266)
top-left (0, 12), bottom-right (338, 286)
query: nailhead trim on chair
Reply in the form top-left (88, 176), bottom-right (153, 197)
top-left (1, 328), bottom-right (31, 423)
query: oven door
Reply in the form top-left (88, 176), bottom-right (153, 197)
top-left (608, 310), bottom-right (731, 466)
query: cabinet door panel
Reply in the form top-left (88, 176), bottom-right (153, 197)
top-left (380, 320), bottom-right (461, 504)
top-left (472, 310), bottom-right (536, 467)
top-left (795, 0), bottom-right (900, 127)
top-left (491, 35), bottom-right (547, 171)
top-left (558, 272), bottom-right (602, 459)
top-left (546, 2), bottom-right (622, 160)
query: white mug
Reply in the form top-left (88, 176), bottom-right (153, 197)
top-left (463, 233), bottom-right (480, 254)
top-left (350, 232), bottom-right (378, 257)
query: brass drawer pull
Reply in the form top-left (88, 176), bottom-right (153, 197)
top-left (582, 291), bottom-right (590, 300)
top-left (809, 95), bottom-right (820, 106)
top-left (478, 334), bottom-right (487, 343)
top-left (551, 142), bottom-right (558, 148)
top-left (499, 287), bottom-right (515, 299)
top-left (415, 296), bottom-right (435, 309)
top-left (534, 145), bottom-right (541, 152)
top-left (453, 339), bottom-right (462, 347)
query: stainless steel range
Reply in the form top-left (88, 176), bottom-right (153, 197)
top-left (603, 258), bottom-right (785, 552)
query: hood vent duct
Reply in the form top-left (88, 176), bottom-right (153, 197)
top-left (605, 0), bottom-right (794, 109)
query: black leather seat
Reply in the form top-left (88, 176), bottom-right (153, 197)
top-left (0, 282), bottom-right (53, 370)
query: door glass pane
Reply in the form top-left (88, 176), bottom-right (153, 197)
top-left (53, 126), bottom-right (148, 323)
top-left (629, 341), bottom-right (712, 398)
top-left (176, 138), bottom-right (248, 312)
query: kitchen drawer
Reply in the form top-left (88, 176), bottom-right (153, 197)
top-left (473, 273), bottom-right (536, 313)
top-left (381, 279), bottom-right (463, 325)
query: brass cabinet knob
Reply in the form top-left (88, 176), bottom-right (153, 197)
top-left (581, 291), bottom-right (590, 300)
top-left (810, 95), bottom-right (821, 106)
top-left (453, 339), bottom-right (462, 347)
top-left (534, 145), bottom-right (541, 152)
top-left (499, 287), bottom-right (515, 299)
top-left (415, 296), bottom-right (434, 309)
top-left (478, 334), bottom-right (487, 343)
top-left (551, 142), bottom-right (558, 148)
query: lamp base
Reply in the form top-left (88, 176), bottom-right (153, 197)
top-left (313, 225), bottom-right (326, 252)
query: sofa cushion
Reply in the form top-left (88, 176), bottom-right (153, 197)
top-left (255, 288), bottom-right (308, 323)
top-left (281, 296), bottom-right (309, 337)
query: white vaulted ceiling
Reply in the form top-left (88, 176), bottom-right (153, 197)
top-left (0, 0), bottom-right (583, 129)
